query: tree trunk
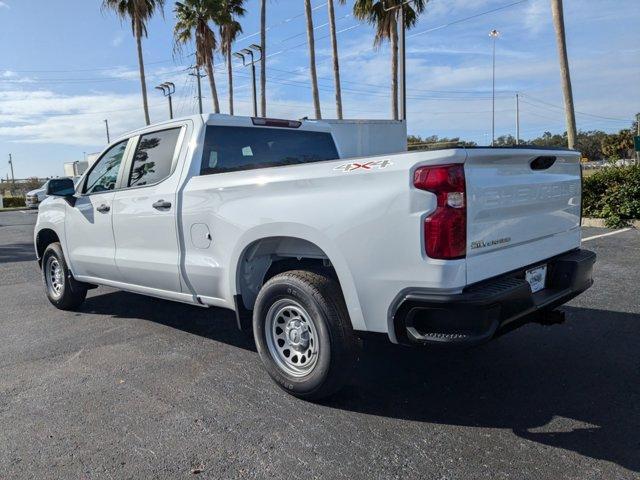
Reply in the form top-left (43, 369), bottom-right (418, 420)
top-left (551, 0), bottom-right (577, 149)
top-left (305, 0), bottom-right (322, 119)
top-left (390, 18), bottom-right (399, 121)
top-left (327, 0), bottom-right (343, 119)
top-left (227, 47), bottom-right (234, 115)
top-left (206, 56), bottom-right (220, 114)
top-left (135, 19), bottom-right (150, 125)
top-left (260, 0), bottom-right (266, 117)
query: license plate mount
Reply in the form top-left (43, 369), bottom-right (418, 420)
top-left (525, 265), bottom-right (547, 293)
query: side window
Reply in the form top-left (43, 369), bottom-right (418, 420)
top-left (128, 128), bottom-right (181, 187)
top-left (84, 140), bottom-right (128, 194)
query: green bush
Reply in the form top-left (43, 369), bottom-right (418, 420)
top-left (583, 165), bottom-right (640, 228)
top-left (1, 196), bottom-right (26, 208)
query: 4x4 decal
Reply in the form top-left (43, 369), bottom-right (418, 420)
top-left (334, 160), bottom-right (393, 172)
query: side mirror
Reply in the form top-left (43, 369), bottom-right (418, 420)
top-left (46, 178), bottom-right (76, 206)
top-left (46, 178), bottom-right (75, 197)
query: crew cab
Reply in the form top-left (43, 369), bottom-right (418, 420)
top-left (34, 114), bottom-right (595, 399)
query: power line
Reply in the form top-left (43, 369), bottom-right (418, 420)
top-left (407, 0), bottom-right (529, 39)
top-left (521, 93), bottom-right (630, 122)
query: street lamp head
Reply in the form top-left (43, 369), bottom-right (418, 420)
top-left (155, 84), bottom-right (168, 94)
top-left (160, 82), bottom-right (175, 94)
top-left (249, 43), bottom-right (262, 52)
top-left (489, 29), bottom-right (500, 38)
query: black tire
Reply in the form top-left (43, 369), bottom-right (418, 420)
top-left (41, 242), bottom-right (87, 310)
top-left (253, 270), bottom-right (358, 400)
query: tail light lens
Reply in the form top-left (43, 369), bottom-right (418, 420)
top-left (414, 164), bottom-right (466, 259)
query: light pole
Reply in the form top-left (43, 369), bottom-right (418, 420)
top-left (489, 29), bottom-right (500, 146)
top-left (104, 119), bottom-right (111, 144)
top-left (249, 44), bottom-right (263, 117)
top-left (234, 45), bottom-right (262, 117)
top-left (155, 82), bottom-right (176, 119)
top-left (515, 93), bottom-right (520, 145)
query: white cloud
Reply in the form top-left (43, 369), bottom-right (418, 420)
top-left (111, 32), bottom-right (125, 47)
top-left (522, 0), bottom-right (549, 35)
top-left (0, 1), bottom-right (9, 9)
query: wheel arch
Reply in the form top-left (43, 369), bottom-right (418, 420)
top-left (230, 229), bottom-right (365, 332)
top-left (35, 228), bottom-right (61, 266)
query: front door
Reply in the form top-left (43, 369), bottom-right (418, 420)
top-left (112, 126), bottom-right (185, 293)
top-left (65, 139), bottom-right (130, 281)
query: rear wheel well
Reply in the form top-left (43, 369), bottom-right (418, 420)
top-left (36, 229), bottom-right (60, 265)
top-left (235, 237), bottom-right (341, 331)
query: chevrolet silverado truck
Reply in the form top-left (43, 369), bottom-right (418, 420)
top-left (34, 114), bottom-right (596, 399)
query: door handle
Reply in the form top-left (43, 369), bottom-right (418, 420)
top-left (96, 204), bottom-right (110, 213)
top-left (152, 199), bottom-right (172, 210)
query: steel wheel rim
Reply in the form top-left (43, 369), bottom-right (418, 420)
top-left (265, 299), bottom-right (319, 377)
top-left (45, 256), bottom-right (64, 299)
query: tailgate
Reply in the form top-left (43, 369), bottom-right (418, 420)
top-left (465, 148), bottom-right (582, 284)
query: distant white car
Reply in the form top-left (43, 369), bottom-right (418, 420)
top-left (25, 181), bottom-right (49, 209)
top-left (26, 178), bottom-right (81, 209)
top-left (34, 114), bottom-right (596, 399)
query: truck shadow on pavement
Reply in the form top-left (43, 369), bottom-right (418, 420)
top-left (80, 293), bottom-right (639, 472)
top-left (0, 242), bottom-right (36, 264)
top-left (329, 305), bottom-right (640, 473)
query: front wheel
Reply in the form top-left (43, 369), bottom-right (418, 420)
top-left (42, 242), bottom-right (87, 310)
top-left (253, 270), bottom-right (358, 400)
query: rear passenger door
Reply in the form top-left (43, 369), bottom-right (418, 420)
top-left (112, 126), bottom-right (187, 293)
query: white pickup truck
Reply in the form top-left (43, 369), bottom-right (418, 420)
top-left (34, 114), bottom-right (596, 399)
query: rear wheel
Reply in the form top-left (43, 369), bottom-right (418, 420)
top-left (42, 242), bottom-right (87, 310)
top-left (253, 270), bottom-right (357, 400)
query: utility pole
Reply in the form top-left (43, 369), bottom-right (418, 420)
top-left (8, 154), bottom-right (15, 195)
top-left (155, 82), bottom-right (175, 119)
top-left (104, 119), bottom-right (111, 144)
top-left (515, 93), bottom-right (520, 145)
top-left (189, 67), bottom-right (204, 114)
top-left (489, 29), bottom-right (500, 146)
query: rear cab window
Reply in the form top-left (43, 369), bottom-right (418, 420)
top-left (200, 125), bottom-right (339, 175)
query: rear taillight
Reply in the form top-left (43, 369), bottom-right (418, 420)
top-left (414, 164), bottom-right (466, 260)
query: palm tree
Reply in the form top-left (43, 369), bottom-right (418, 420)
top-left (102, 0), bottom-right (166, 125)
top-left (353, 0), bottom-right (426, 120)
top-left (304, 0), bottom-right (321, 119)
top-left (174, 0), bottom-right (221, 113)
top-left (217, 0), bottom-right (246, 115)
top-left (259, 0), bottom-right (267, 117)
top-left (327, 0), bottom-right (345, 119)
top-left (550, 0), bottom-right (577, 149)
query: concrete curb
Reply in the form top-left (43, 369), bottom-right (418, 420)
top-left (582, 217), bottom-right (640, 228)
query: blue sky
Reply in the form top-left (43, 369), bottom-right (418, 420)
top-left (0, 0), bottom-right (638, 178)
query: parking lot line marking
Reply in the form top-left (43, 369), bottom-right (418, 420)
top-left (582, 228), bottom-right (631, 242)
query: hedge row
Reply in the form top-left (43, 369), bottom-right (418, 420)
top-left (1, 196), bottom-right (26, 208)
top-left (582, 165), bottom-right (640, 228)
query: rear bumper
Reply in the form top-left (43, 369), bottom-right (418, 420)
top-left (392, 248), bottom-right (596, 346)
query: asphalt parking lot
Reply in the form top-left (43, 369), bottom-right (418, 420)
top-left (1, 209), bottom-right (639, 479)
